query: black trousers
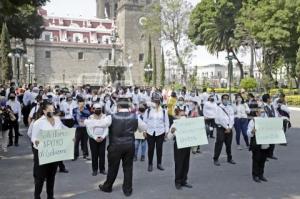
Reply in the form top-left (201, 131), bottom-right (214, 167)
top-left (22, 104), bottom-right (31, 127)
top-left (89, 138), bottom-right (106, 172)
top-left (58, 161), bottom-right (66, 171)
top-left (33, 148), bottom-right (58, 199)
top-left (146, 133), bottom-right (165, 165)
top-left (205, 119), bottom-right (215, 137)
top-left (74, 127), bottom-right (89, 158)
top-left (168, 115), bottom-right (174, 128)
top-left (61, 119), bottom-right (75, 128)
top-left (213, 127), bottom-right (233, 161)
top-left (267, 144), bottom-right (275, 158)
top-left (102, 144), bottom-right (134, 194)
top-left (174, 142), bottom-right (190, 185)
top-left (9, 114), bottom-right (19, 145)
top-left (252, 147), bottom-right (268, 177)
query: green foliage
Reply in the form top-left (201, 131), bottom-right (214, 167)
top-left (285, 95), bottom-right (300, 106)
top-left (207, 87), bottom-right (238, 93)
top-left (240, 77), bottom-right (257, 90)
top-left (153, 47), bottom-right (157, 87)
top-left (160, 48), bottom-right (166, 87)
top-left (0, 0), bottom-right (48, 16)
top-left (0, 22), bottom-right (12, 83)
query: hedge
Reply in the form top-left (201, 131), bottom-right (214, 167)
top-left (286, 95), bottom-right (300, 106)
top-left (270, 89), bottom-right (299, 96)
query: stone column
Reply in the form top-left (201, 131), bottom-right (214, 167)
top-left (96, 0), bottom-right (105, 19)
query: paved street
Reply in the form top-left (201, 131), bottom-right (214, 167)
top-left (0, 110), bottom-right (300, 199)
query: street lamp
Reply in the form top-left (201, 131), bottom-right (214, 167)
top-left (226, 52), bottom-right (234, 102)
top-left (8, 40), bottom-right (26, 86)
top-left (25, 59), bottom-right (34, 84)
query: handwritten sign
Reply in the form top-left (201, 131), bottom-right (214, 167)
top-left (37, 128), bottom-right (76, 165)
top-left (255, 118), bottom-right (286, 145)
top-left (173, 117), bottom-right (208, 149)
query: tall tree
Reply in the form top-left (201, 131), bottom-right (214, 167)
top-left (153, 47), bottom-right (157, 87)
top-left (189, 0), bottom-right (244, 79)
top-left (160, 48), bottom-right (166, 87)
top-left (0, 22), bottom-right (12, 83)
top-left (143, 0), bottom-right (193, 85)
top-left (144, 35), bottom-right (153, 84)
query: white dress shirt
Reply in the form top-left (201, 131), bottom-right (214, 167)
top-left (23, 90), bottom-right (33, 106)
top-left (84, 114), bottom-right (108, 140)
top-left (233, 103), bottom-right (250, 118)
top-left (203, 101), bottom-right (217, 119)
top-left (200, 92), bottom-right (209, 103)
top-left (143, 107), bottom-right (169, 136)
top-left (60, 101), bottom-right (74, 119)
top-left (31, 116), bottom-right (64, 148)
top-left (29, 104), bottom-right (40, 119)
top-left (6, 100), bottom-right (21, 120)
top-left (215, 104), bottom-right (235, 129)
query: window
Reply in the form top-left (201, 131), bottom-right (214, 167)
top-left (75, 36), bottom-right (80, 43)
top-left (78, 52), bottom-right (84, 60)
top-left (108, 53), bottom-right (112, 60)
top-left (45, 51), bottom-right (51, 58)
top-left (139, 53), bottom-right (144, 62)
top-left (217, 71), bottom-right (222, 78)
top-left (45, 34), bottom-right (51, 41)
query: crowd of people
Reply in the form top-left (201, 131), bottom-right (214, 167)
top-left (0, 82), bottom-right (292, 198)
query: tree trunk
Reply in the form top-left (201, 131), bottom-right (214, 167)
top-left (173, 40), bottom-right (187, 85)
top-left (250, 43), bottom-right (254, 77)
top-left (231, 50), bottom-right (244, 81)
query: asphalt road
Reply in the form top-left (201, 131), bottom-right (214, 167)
top-left (0, 110), bottom-right (299, 199)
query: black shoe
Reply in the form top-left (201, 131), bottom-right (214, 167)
top-left (133, 156), bottom-right (137, 161)
top-left (72, 157), bottom-right (78, 161)
top-left (100, 170), bottom-right (107, 175)
top-left (259, 176), bottom-right (268, 182)
top-left (192, 151), bottom-right (197, 154)
top-left (59, 169), bottom-right (69, 173)
top-left (228, 160), bottom-right (236, 164)
top-left (280, 143), bottom-right (287, 146)
top-left (92, 171), bottom-right (97, 176)
top-left (148, 165), bottom-right (153, 172)
top-left (182, 183), bottom-right (193, 188)
top-left (123, 191), bottom-right (132, 197)
top-left (214, 160), bottom-right (221, 166)
top-left (175, 184), bottom-right (182, 190)
top-left (210, 136), bottom-right (215, 139)
top-left (14, 143), bottom-right (19, 147)
top-left (141, 155), bottom-right (145, 161)
top-left (253, 176), bottom-right (261, 183)
top-left (7, 143), bottom-right (13, 147)
top-left (99, 184), bottom-right (112, 193)
top-left (268, 156), bottom-right (278, 160)
top-left (18, 133), bottom-right (23, 136)
top-left (157, 164), bottom-right (164, 171)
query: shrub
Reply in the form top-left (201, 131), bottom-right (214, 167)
top-left (240, 77), bottom-right (258, 91)
top-left (286, 95), bottom-right (300, 106)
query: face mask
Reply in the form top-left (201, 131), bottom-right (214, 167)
top-left (139, 107), bottom-right (146, 113)
top-left (94, 109), bottom-right (102, 115)
top-left (150, 102), bottom-right (156, 108)
top-left (9, 96), bottom-right (15, 100)
top-left (209, 98), bottom-right (214, 103)
top-left (223, 100), bottom-right (229, 106)
top-left (190, 93), bottom-right (195, 97)
top-left (178, 101), bottom-right (184, 106)
top-left (46, 112), bottom-right (54, 118)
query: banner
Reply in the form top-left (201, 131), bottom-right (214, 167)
top-left (255, 118), bottom-right (287, 145)
top-left (37, 128), bottom-right (76, 165)
top-left (173, 117), bottom-right (208, 149)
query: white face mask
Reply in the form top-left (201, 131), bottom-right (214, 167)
top-left (150, 102), bottom-right (156, 108)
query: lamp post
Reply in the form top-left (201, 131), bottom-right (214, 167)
top-left (226, 52), bottom-right (234, 102)
top-left (8, 40), bottom-right (26, 86)
top-left (25, 59), bottom-right (34, 84)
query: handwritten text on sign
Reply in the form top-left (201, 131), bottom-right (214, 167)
top-left (255, 118), bottom-right (286, 145)
top-left (37, 128), bottom-right (75, 165)
top-left (173, 117), bottom-right (208, 149)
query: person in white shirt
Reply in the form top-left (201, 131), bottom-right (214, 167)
top-left (213, 94), bottom-right (236, 166)
top-left (203, 95), bottom-right (218, 138)
top-left (22, 84), bottom-right (33, 127)
top-left (6, 93), bottom-right (21, 147)
top-left (233, 94), bottom-right (250, 150)
top-left (168, 107), bottom-right (193, 190)
top-left (60, 95), bottom-right (75, 128)
top-left (247, 107), bottom-right (269, 183)
top-left (210, 88), bottom-right (221, 105)
top-left (200, 88), bottom-right (209, 108)
top-left (28, 95), bottom-right (43, 125)
top-left (31, 101), bottom-right (68, 199)
top-left (85, 103), bottom-right (108, 176)
top-left (274, 93), bottom-right (291, 139)
top-left (143, 92), bottom-right (169, 172)
top-left (104, 93), bottom-right (118, 115)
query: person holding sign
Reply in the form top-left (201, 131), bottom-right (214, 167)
top-left (213, 94), bottom-right (236, 166)
top-left (247, 107), bottom-right (269, 183)
top-left (168, 107), bottom-right (193, 190)
top-left (31, 101), bottom-right (65, 199)
top-left (84, 103), bottom-right (108, 176)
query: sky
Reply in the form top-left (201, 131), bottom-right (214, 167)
top-left (44, 0), bottom-right (251, 67)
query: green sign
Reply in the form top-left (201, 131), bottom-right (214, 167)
top-left (173, 117), bottom-right (208, 149)
top-left (255, 118), bottom-right (287, 145)
top-left (37, 128), bottom-right (76, 165)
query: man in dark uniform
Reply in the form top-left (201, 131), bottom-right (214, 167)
top-left (91, 97), bottom-right (146, 197)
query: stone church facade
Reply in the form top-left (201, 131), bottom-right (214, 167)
top-left (25, 0), bottom-right (161, 86)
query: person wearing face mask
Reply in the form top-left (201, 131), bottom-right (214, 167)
top-left (210, 88), bottom-right (221, 105)
top-left (60, 95), bottom-right (75, 128)
top-left (31, 101), bottom-right (67, 199)
top-left (6, 93), bottom-right (21, 147)
top-left (28, 95), bottom-right (43, 125)
top-left (84, 103), bottom-right (108, 176)
top-left (0, 98), bottom-right (15, 153)
top-left (233, 94), bottom-right (250, 150)
top-left (213, 94), bottom-right (236, 166)
top-left (104, 93), bottom-right (118, 115)
top-left (72, 97), bottom-right (91, 160)
top-left (203, 95), bottom-right (217, 139)
top-left (143, 92), bottom-right (169, 172)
